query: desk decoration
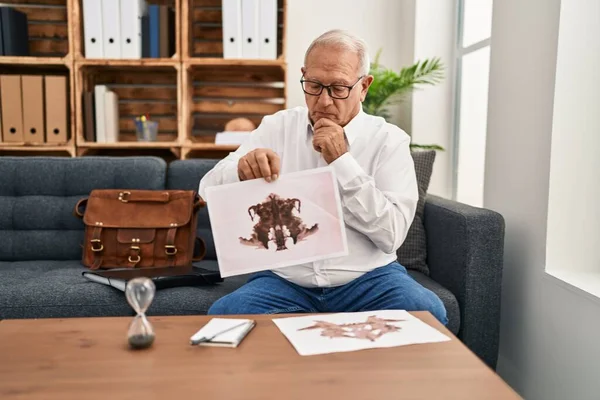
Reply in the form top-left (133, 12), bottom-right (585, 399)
top-left (125, 277), bottom-right (156, 349)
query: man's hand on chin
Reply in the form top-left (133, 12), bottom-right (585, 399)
top-left (312, 117), bottom-right (348, 164)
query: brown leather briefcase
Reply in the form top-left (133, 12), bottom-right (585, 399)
top-left (74, 189), bottom-right (206, 270)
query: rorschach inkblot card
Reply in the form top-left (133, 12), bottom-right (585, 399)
top-left (204, 167), bottom-right (348, 277)
top-left (273, 310), bottom-right (451, 356)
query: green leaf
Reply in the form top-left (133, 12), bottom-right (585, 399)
top-left (409, 143), bottom-right (445, 151)
top-left (364, 51), bottom-right (445, 118)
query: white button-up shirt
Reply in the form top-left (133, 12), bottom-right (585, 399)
top-left (199, 106), bottom-right (418, 288)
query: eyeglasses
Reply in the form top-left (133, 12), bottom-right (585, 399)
top-left (300, 76), bottom-right (364, 99)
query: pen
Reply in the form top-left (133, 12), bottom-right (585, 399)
top-left (190, 321), bottom-right (249, 345)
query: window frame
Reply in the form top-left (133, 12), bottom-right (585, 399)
top-left (452, 0), bottom-right (493, 201)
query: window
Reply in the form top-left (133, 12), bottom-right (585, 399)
top-left (453, 0), bottom-right (493, 207)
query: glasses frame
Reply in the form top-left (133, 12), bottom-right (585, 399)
top-left (300, 75), bottom-right (365, 99)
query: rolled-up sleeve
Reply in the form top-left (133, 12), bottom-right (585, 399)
top-left (329, 137), bottom-right (418, 254)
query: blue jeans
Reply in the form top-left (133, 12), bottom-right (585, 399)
top-left (208, 262), bottom-right (448, 325)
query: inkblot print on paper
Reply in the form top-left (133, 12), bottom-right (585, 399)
top-left (299, 316), bottom-right (406, 342)
top-left (239, 193), bottom-right (319, 251)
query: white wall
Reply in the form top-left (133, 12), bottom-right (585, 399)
top-left (285, 0), bottom-right (455, 198)
top-left (545, 0), bottom-right (600, 282)
top-left (484, 0), bottom-right (600, 398)
top-left (411, 0), bottom-right (456, 198)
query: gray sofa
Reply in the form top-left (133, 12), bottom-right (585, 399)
top-left (0, 156), bottom-right (504, 369)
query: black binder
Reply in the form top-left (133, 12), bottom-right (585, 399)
top-left (0, 7), bottom-right (29, 56)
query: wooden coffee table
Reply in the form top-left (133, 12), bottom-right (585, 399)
top-left (0, 312), bottom-right (520, 399)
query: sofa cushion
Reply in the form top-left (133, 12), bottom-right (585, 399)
top-left (0, 260), bottom-right (250, 319)
top-left (0, 156), bottom-right (167, 261)
top-left (397, 150), bottom-right (437, 275)
top-left (408, 269), bottom-right (460, 335)
top-left (167, 159), bottom-right (221, 260)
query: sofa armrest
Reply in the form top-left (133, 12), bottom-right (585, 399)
top-left (424, 195), bottom-right (505, 369)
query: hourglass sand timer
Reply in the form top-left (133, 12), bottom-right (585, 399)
top-left (125, 277), bottom-right (156, 349)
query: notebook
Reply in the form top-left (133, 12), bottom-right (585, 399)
top-left (82, 265), bottom-right (223, 292)
top-left (190, 318), bottom-right (256, 348)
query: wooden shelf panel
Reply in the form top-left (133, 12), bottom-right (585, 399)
top-left (76, 59), bottom-right (179, 67)
top-left (184, 58), bottom-right (286, 67)
top-left (0, 142), bottom-right (74, 157)
top-left (0, 56), bottom-right (68, 66)
top-left (0, 143), bottom-right (72, 149)
top-left (77, 142), bottom-right (180, 149)
top-left (184, 143), bottom-right (238, 151)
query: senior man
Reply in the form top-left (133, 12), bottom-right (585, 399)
top-left (199, 29), bottom-right (447, 324)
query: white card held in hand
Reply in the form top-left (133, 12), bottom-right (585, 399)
top-left (205, 167), bottom-right (348, 278)
top-left (273, 310), bottom-right (451, 356)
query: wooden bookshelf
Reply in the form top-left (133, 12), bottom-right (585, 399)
top-left (0, 0), bottom-right (287, 159)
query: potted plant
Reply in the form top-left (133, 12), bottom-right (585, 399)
top-left (364, 50), bottom-right (445, 151)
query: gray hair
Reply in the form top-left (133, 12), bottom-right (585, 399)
top-left (304, 29), bottom-right (370, 76)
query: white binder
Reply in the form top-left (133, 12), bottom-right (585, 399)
top-left (120, 0), bottom-right (144, 59)
top-left (258, 0), bottom-right (277, 59)
top-left (222, 0), bottom-right (242, 58)
top-left (104, 90), bottom-right (120, 143)
top-left (102, 0), bottom-right (122, 58)
top-left (94, 85), bottom-right (108, 142)
top-left (241, 0), bottom-right (259, 58)
top-left (82, 0), bottom-right (104, 58)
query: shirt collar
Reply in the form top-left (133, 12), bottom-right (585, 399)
top-left (306, 106), bottom-right (366, 147)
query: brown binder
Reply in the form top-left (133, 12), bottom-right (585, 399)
top-left (0, 75), bottom-right (24, 143)
top-left (21, 75), bottom-right (45, 144)
top-left (44, 75), bottom-right (68, 143)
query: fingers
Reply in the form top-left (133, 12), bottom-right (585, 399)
top-left (312, 136), bottom-right (323, 152)
top-left (313, 117), bottom-right (335, 130)
top-left (267, 151), bottom-right (280, 179)
top-left (256, 151), bottom-right (273, 182)
top-left (247, 154), bottom-right (262, 179)
top-left (237, 149), bottom-right (280, 182)
top-left (238, 157), bottom-right (254, 181)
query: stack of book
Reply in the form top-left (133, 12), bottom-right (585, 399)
top-left (82, 85), bottom-right (120, 143)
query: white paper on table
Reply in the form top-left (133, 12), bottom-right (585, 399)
top-left (272, 310), bottom-right (451, 356)
top-left (205, 167), bottom-right (348, 278)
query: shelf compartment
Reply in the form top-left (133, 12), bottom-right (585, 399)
top-left (0, 0), bottom-right (70, 59)
top-left (183, 62), bottom-right (286, 145)
top-left (184, 0), bottom-right (285, 59)
top-left (75, 64), bottom-right (182, 146)
top-left (0, 65), bottom-right (73, 147)
top-left (73, 0), bottom-right (180, 61)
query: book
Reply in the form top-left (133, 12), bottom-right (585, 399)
top-left (190, 318), bottom-right (256, 348)
top-left (82, 265), bottom-right (224, 292)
